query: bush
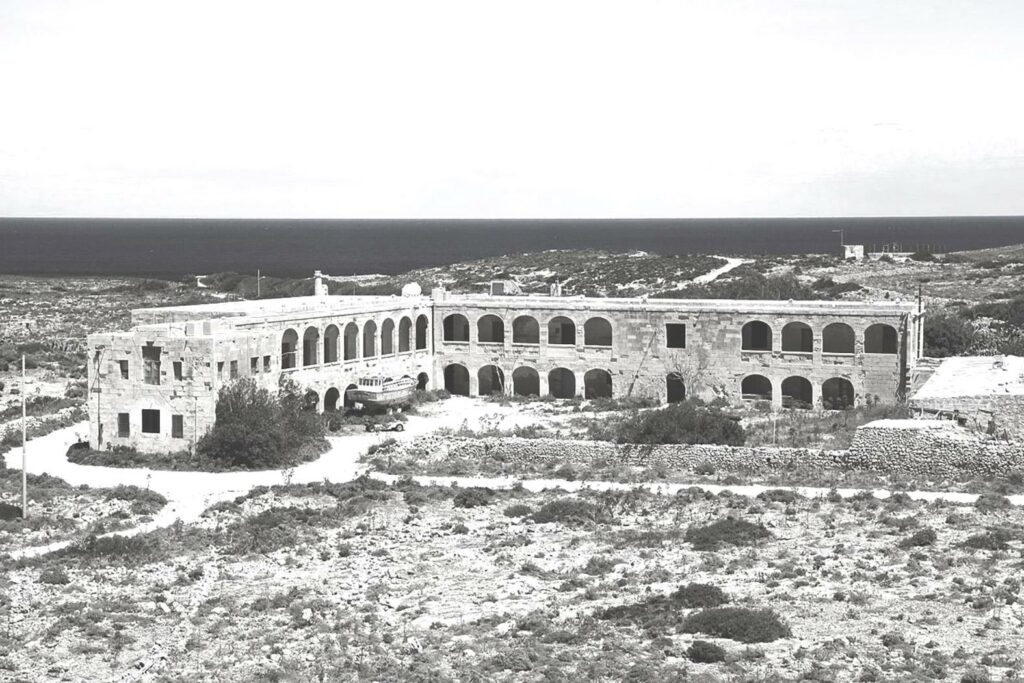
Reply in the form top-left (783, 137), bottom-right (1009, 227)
top-left (672, 583), bottom-right (729, 608)
top-left (924, 312), bottom-right (975, 357)
top-left (39, 567), bottom-right (70, 585)
top-left (681, 607), bottom-right (791, 643)
top-left (531, 498), bottom-right (614, 526)
top-left (0, 501), bottom-right (22, 521)
top-left (963, 529), bottom-right (1014, 551)
top-left (503, 503), bottom-right (533, 518)
top-left (756, 489), bottom-right (801, 504)
top-left (899, 528), bottom-right (937, 548)
top-left (197, 378), bottom-right (325, 469)
top-left (105, 485), bottom-right (168, 515)
top-left (453, 487), bottom-right (495, 508)
top-left (974, 493), bottom-right (1012, 513)
top-left (602, 401), bottom-right (745, 446)
top-left (686, 640), bottom-right (726, 663)
top-left (685, 518), bottom-right (772, 551)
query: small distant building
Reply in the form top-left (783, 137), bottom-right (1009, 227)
top-left (910, 355), bottom-right (1024, 440)
top-left (843, 244), bottom-right (865, 261)
top-left (489, 280), bottom-right (523, 296)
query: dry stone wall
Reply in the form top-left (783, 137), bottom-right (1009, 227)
top-left (402, 419), bottom-right (1024, 478)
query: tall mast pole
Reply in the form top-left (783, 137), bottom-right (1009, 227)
top-left (21, 355), bottom-right (27, 519)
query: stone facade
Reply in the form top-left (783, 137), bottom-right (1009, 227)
top-left (88, 287), bottom-right (921, 454)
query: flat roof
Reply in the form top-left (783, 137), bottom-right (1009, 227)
top-left (913, 355), bottom-right (1024, 399)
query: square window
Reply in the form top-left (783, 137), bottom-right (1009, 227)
top-left (666, 323), bottom-right (686, 349)
top-left (119, 360), bottom-right (129, 379)
top-left (117, 412), bottom-right (130, 437)
top-left (171, 414), bottom-right (184, 439)
top-left (141, 409), bottom-right (160, 434)
top-left (250, 357), bottom-right (259, 374)
top-left (263, 355), bottom-right (271, 372)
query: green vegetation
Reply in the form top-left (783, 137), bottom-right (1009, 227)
top-left (681, 607), bottom-right (791, 643)
top-left (924, 311), bottom-right (977, 357)
top-left (197, 378), bottom-right (326, 469)
top-left (687, 640), bottom-right (727, 663)
top-left (685, 518), bottom-right (772, 551)
top-left (531, 498), bottom-right (614, 526)
top-left (587, 401), bottom-right (744, 446)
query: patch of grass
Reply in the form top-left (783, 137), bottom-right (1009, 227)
top-left (685, 518), bottom-right (772, 551)
top-left (104, 485), bottom-right (167, 515)
top-left (681, 607), bottom-right (791, 643)
top-left (38, 567), bottom-right (70, 585)
top-left (503, 503), bottom-right (533, 518)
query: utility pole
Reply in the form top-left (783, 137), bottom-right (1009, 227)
top-left (21, 355), bottom-right (27, 519)
top-left (831, 229), bottom-right (844, 246)
top-left (257, 269), bottom-right (261, 298)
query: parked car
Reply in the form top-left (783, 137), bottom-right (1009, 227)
top-left (365, 420), bottom-right (405, 433)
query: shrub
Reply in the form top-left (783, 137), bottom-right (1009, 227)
top-left (974, 493), bottom-right (1012, 513)
top-left (899, 528), bottom-right (937, 548)
top-left (197, 378), bottom-right (325, 469)
top-left (0, 501), bottom-right (22, 521)
top-left (39, 567), bottom-right (70, 585)
top-left (963, 529), bottom-right (1014, 551)
top-left (687, 640), bottom-right (726, 663)
top-left (672, 583), bottom-right (729, 608)
top-left (532, 498), bottom-right (614, 526)
top-left (961, 670), bottom-right (992, 683)
top-left (685, 518), bottom-right (772, 551)
top-left (452, 523), bottom-right (469, 535)
top-left (583, 555), bottom-right (617, 575)
top-left (924, 312), bottom-right (975, 357)
top-left (105, 485), bottom-right (168, 515)
top-left (503, 503), bottom-right (533, 518)
top-left (681, 607), bottom-right (791, 643)
top-left (603, 401), bottom-right (745, 446)
top-left (757, 489), bottom-right (801, 505)
top-left (453, 487), bottom-right (495, 508)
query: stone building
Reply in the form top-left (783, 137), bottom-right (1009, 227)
top-left (87, 279), bottom-right (922, 453)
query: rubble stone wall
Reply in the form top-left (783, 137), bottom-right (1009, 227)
top-left (910, 394), bottom-right (1024, 442)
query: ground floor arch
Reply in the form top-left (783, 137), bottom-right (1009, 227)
top-left (781, 376), bottom-right (812, 409)
top-left (512, 366), bottom-right (540, 396)
top-left (444, 364), bottom-right (470, 396)
top-left (584, 369), bottom-right (612, 399)
top-left (324, 387), bottom-right (340, 412)
top-left (822, 377), bottom-right (855, 410)
top-left (477, 364), bottom-right (505, 396)
top-left (741, 374), bottom-right (772, 401)
top-left (303, 389), bottom-right (319, 412)
top-left (417, 372), bottom-right (429, 391)
top-left (343, 383), bottom-right (358, 409)
top-left (548, 367), bottom-right (576, 398)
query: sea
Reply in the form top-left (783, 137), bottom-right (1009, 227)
top-left (1, 217), bottom-right (1023, 279)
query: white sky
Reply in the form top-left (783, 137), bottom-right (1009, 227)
top-left (1, 0), bottom-right (1023, 219)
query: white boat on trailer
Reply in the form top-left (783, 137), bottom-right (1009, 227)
top-left (346, 376), bottom-right (417, 411)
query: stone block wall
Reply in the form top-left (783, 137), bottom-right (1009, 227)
top-left (910, 394), bottom-right (1024, 442)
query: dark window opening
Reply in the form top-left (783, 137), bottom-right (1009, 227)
top-left (142, 345), bottom-right (161, 385)
top-left (119, 360), bottom-right (129, 379)
top-left (250, 357), bottom-right (259, 374)
top-left (173, 361), bottom-right (183, 380)
top-left (117, 412), bottom-right (130, 437)
top-left (217, 361), bottom-right (224, 379)
top-left (171, 414), bottom-right (184, 438)
top-left (263, 355), bottom-right (271, 372)
top-left (141, 409), bottom-right (160, 434)
top-left (666, 323), bottom-right (686, 349)
top-left (230, 360), bottom-right (238, 379)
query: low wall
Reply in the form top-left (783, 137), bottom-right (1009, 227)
top-left (398, 420), bottom-right (1024, 478)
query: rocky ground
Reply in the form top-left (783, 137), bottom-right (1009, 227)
top-left (2, 479), bottom-right (1023, 682)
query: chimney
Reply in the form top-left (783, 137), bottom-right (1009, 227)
top-left (314, 270), bottom-right (326, 297)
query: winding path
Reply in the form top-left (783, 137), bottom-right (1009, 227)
top-left (691, 256), bottom-right (751, 285)
top-left (4, 396), bottom-right (1022, 559)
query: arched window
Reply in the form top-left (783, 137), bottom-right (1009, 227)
top-left (477, 315), bottom-right (505, 343)
top-left (822, 377), bottom-right (855, 410)
top-left (302, 326), bottom-right (320, 366)
top-left (477, 365), bottom-right (504, 395)
top-left (303, 389), bottom-right (319, 412)
top-left (416, 372), bottom-right (429, 390)
top-left (324, 325), bottom-right (340, 363)
top-left (822, 323), bottom-right (855, 354)
top-left (741, 321), bottom-right (772, 351)
top-left (512, 367), bottom-right (540, 396)
top-left (741, 374), bottom-right (772, 401)
top-left (281, 329), bottom-right (298, 370)
top-left (666, 374), bottom-right (686, 403)
top-left (343, 322), bottom-right (359, 360)
top-left (584, 369), bottom-right (613, 399)
top-left (324, 387), bottom-right (340, 412)
top-left (415, 314), bottom-right (429, 350)
top-left (444, 364), bottom-right (470, 396)
top-left (513, 316), bottom-right (540, 344)
top-left (865, 324), bottom-right (898, 354)
top-left (548, 368), bottom-right (576, 398)
top-left (548, 316), bottom-right (576, 345)
top-left (781, 376), bottom-right (812, 409)
top-left (398, 317), bottom-right (412, 353)
top-left (781, 322), bottom-right (813, 353)
top-left (363, 320), bottom-right (377, 357)
top-left (443, 314), bottom-right (470, 342)
top-left (381, 319), bottom-right (395, 355)
top-left (584, 317), bottom-right (613, 347)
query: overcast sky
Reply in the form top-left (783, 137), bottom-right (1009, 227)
top-left (1, 0), bottom-right (1022, 219)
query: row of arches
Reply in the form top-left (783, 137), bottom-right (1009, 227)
top-left (282, 315), bottom-right (430, 370)
top-left (443, 314), bottom-right (611, 347)
top-left (443, 364), bottom-right (615, 399)
top-left (741, 374), bottom-right (856, 409)
top-left (742, 321), bottom-right (898, 354)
